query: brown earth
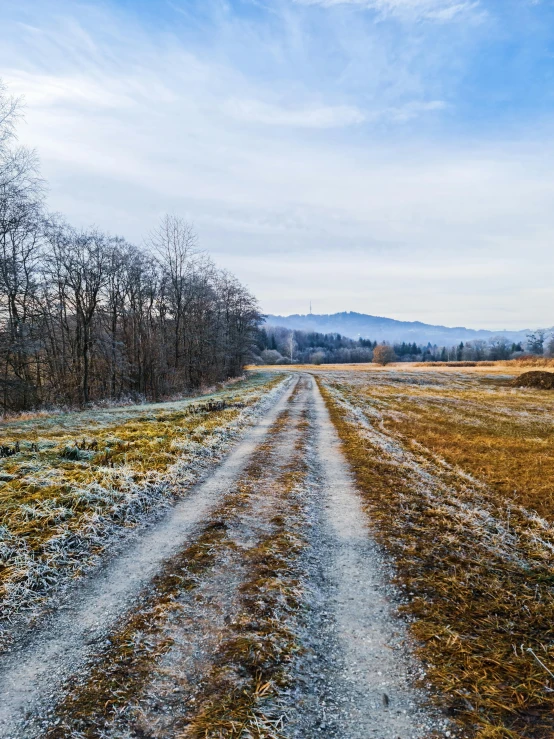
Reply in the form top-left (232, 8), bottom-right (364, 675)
top-left (512, 370), bottom-right (554, 389)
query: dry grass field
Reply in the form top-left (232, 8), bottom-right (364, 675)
top-left (314, 365), bottom-right (554, 738)
top-left (0, 372), bottom-right (286, 646)
top-left (2, 363), bottom-right (554, 739)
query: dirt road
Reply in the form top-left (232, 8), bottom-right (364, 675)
top-left (0, 374), bottom-right (447, 738)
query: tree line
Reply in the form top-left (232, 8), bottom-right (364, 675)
top-left (255, 325), bottom-right (550, 365)
top-left (0, 81), bottom-right (261, 412)
top-left (255, 327), bottom-right (376, 365)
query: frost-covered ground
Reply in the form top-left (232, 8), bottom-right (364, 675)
top-left (0, 373), bottom-right (449, 739)
top-left (0, 372), bottom-right (288, 648)
top-left (317, 368), bottom-right (554, 739)
top-left (3, 365), bottom-right (554, 738)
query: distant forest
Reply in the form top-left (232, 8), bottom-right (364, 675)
top-left (0, 81), bottom-right (261, 412)
top-left (255, 325), bottom-right (550, 365)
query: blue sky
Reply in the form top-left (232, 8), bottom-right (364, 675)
top-left (1, 0), bottom-right (554, 328)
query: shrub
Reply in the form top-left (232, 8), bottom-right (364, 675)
top-left (372, 345), bottom-right (396, 366)
top-left (260, 349), bottom-right (283, 365)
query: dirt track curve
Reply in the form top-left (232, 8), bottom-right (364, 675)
top-left (0, 374), bottom-right (447, 739)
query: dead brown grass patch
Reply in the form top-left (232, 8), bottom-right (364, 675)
top-left (319, 375), bottom-right (554, 739)
top-left (382, 397), bottom-right (554, 522)
top-left (507, 357), bottom-right (554, 369)
top-left (415, 362), bottom-right (497, 368)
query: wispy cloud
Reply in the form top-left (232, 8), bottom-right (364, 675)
top-left (223, 99), bottom-right (366, 128)
top-left (384, 99), bottom-right (446, 121)
top-left (294, 0), bottom-right (480, 22)
top-left (1, 0), bottom-right (554, 328)
top-left (222, 98), bottom-right (444, 127)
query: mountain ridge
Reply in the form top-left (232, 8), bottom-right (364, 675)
top-left (264, 311), bottom-right (534, 346)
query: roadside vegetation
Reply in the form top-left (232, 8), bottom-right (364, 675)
top-left (0, 371), bottom-right (286, 648)
top-left (319, 369), bottom-right (554, 738)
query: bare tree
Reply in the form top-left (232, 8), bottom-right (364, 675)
top-left (526, 330), bottom-right (546, 356)
top-left (0, 80), bottom-right (45, 409)
top-left (373, 344), bottom-right (396, 366)
top-left (149, 215), bottom-right (199, 371)
top-left (288, 331), bottom-right (295, 364)
top-left (0, 83), bottom-right (262, 412)
top-left (0, 80), bottom-right (21, 156)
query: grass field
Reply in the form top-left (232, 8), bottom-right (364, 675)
top-left (315, 366), bottom-right (554, 738)
top-left (3, 363), bottom-right (554, 738)
top-left (0, 372), bottom-right (286, 646)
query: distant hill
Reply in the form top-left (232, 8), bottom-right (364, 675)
top-left (264, 312), bottom-right (532, 346)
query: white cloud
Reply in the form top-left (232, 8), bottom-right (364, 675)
top-left (1, 1), bottom-right (553, 329)
top-left (5, 70), bottom-right (138, 110)
top-left (222, 99), bottom-right (366, 128)
top-left (221, 98), bottom-right (444, 128)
